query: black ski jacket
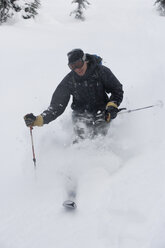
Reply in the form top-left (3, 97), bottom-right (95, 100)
top-left (42, 54), bottom-right (124, 124)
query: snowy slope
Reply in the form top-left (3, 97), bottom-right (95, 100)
top-left (0, 0), bottom-right (165, 247)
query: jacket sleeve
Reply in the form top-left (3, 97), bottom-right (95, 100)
top-left (41, 77), bottom-right (71, 124)
top-left (99, 65), bottom-right (124, 106)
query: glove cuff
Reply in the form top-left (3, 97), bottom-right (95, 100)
top-left (33, 115), bottom-right (44, 126)
top-left (106, 102), bottom-right (118, 109)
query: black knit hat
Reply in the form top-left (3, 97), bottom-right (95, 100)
top-left (67, 49), bottom-right (85, 64)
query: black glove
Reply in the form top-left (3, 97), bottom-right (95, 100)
top-left (105, 102), bottom-right (118, 122)
top-left (24, 113), bottom-right (44, 127)
top-left (24, 113), bottom-right (36, 127)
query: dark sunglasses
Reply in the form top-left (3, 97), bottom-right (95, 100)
top-left (68, 59), bottom-right (84, 71)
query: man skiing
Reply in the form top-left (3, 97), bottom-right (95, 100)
top-left (24, 49), bottom-right (124, 141)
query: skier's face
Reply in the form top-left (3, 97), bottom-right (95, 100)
top-left (74, 61), bottom-right (87, 76)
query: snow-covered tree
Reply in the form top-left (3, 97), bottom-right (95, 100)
top-left (0, 0), bottom-right (15, 23)
top-left (0, 0), bottom-right (40, 24)
top-left (155, 0), bottom-right (165, 15)
top-left (22, 0), bottom-right (40, 19)
top-left (70, 0), bottom-right (90, 21)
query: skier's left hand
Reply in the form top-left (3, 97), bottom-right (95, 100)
top-left (105, 102), bottom-right (118, 122)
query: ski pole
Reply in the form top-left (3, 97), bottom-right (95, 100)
top-left (118, 100), bottom-right (163, 114)
top-left (30, 126), bottom-right (36, 168)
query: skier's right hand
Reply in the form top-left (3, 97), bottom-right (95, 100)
top-left (24, 113), bottom-right (43, 127)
